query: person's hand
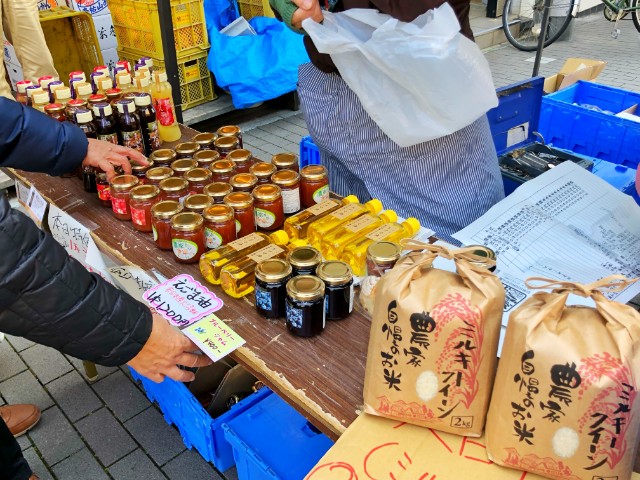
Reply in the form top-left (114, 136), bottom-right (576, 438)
top-left (291, 0), bottom-right (323, 29)
top-left (127, 314), bottom-right (212, 383)
top-left (82, 138), bottom-right (149, 181)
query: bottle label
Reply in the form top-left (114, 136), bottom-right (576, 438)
top-left (122, 129), bottom-right (144, 154)
top-left (286, 302), bottom-right (303, 329)
top-left (205, 227), bottom-right (223, 249)
top-left (366, 223), bottom-right (398, 241)
top-left (312, 185), bottom-right (329, 204)
top-left (247, 244), bottom-right (284, 263)
top-left (146, 120), bottom-right (162, 150)
top-left (98, 132), bottom-right (118, 145)
top-left (345, 214), bottom-right (376, 233)
top-left (111, 197), bottom-right (128, 215)
top-left (332, 203), bottom-right (362, 220)
top-left (155, 98), bottom-right (176, 127)
top-left (255, 208), bottom-right (276, 229)
top-left (228, 232), bottom-right (264, 251)
top-left (172, 238), bottom-right (198, 260)
top-left (307, 199), bottom-right (337, 216)
top-left (131, 206), bottom-right (146, 226)
top-left (97, 184), bottom-right (110, 201)
top-left (235, 219), bottom-right (241, 234)
top-left (281, 187), bottom-right (301, 214)
top-left (255, 284), bottom-right (272, 311)
top-left (153, 225), bottom-right (158, 242)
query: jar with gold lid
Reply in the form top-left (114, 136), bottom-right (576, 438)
top-left (461, 245), bottom-right (497, 272)
top-left (250, 162), bottom-right (277, 185)
top-left (203, 204), bottom-right (236, 249)
top-left (230, 173), bottom-right (258, 193)
top-left (227, 149), bottom-right (253, 173)
top-left (129, 184), bottom-right (160, 232)
top-left (272, 153), bottom-right (299, 172)
top-left (194, 149), bottom-right (220, 169)
top-left (271, 169), bottom-right (301, 215)
top-left (170, 212), bottom-right (205, 264)
top-left (300, 165), bottom-right (329, 208)
top-left (151, 200), bottom-right (183, 250)
top-left (193, 132), bottom-right (216, 150)
top-left (131, 159), bottom-right (154, 184)
top-left (214, 136), bottom-right (239, 157)
top-left (287, 246), bottom-right (322, 277)
top-left (204, 182), bottom-right (233, 204)
top-left (252, 184), bottom-right (284, 232)
top-left (151, 148), bottom-right (176, 167)
top-left (286, 275), bottom-right (325, 337)
top-left (183, 193), bottom-right (213, 215)
top-left (171, 158), bottom-right (198, 177)
top-left (255, 259), bottom-right (292, 318)
top-left (224, 191), bottom-right (255, 238)
top-left (360, 241), bottom-right (402, 316)
top-left (316, 261), bottom-right (353, 321)
top-left (175, 141), bottom-right (200, 159)
top-left (109, 175), bottom-right (139, 220)
top-left (145, 166), bottom-right (173, 186)
top-left (217, 125), bottom-right (243, 148)
top-left (159, 177), bottom-right (189, 203)
top-left (185, 167), bottom-right (213, 194)
top-left (210, 159), bottom-right (236, 183)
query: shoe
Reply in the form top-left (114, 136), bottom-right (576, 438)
top-left (0, 404), bottom-right (41, 437)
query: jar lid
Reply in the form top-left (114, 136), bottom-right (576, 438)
top-left (217, 125), bottom-right (241, 138)
top-left (16, 80), bottom-right (32, 93)
top-left (145, 166), bottom-right (173, 181)
top-left (204, 182), bottom-right (233, 199)
top-left (117, 72), bottom-right (132, 85)
top-left (44, 103), bottom-right (64, 112)
top-left (462, 244), bottom-right (497, 268)
top-left (227, 149), bottom-right (252, 164)
top-left (159, 177), bottom-right (189, 192)
top-left (367, 241), bottom-right (402, 264)
top-left (116, 99), bottom-right (135, 113)
top-left (210, 159), bottom-right (235, 174)
top-left (175, 142), bottom-right (200, 155)
top-left (92, 101), bottom-right (111, 116)
top-left (68, 99), bottom-right (87, 107)
top-left (271, 153), bottom-right (298, 168)
top-left (230, 173), bottom-right (258, 189)
top-left (171, 159), bottom-right (198, 173)
top-left (286, 275), bottom-right (325, 302)
top-left (224, 191), bottom-right (254, 209)
top-left (287, 246), bottom-right (322, 269)
top-left (194, 150), bottom-right (220, 165)
top-left (88, 93), bottom-right (107, 103)
top-left (250, 162), bottom-right (277, 179)
top-left (256, 259), bottom-right (292, 284)
top-left (183, 194), bottom-right (213, 212)
top-left (110, 174), bottom-right (139, 191)
top-left (252, 184), bottom-right (281, 202)
top-left (32, 92), bottom-right (50, 104)
top-left (98, 77), bottom-right (114, 90)
top-left (105, 88), bottom-right (122, 99)
top-left (131, 159), bottom-right (153, 173)
top-left (185, 168), bottom-right (212, 183)
top-left (171, 212), bottom-right (204, 232)
top-left (203, 204), bottom-right (234, 223)
top-left (130, 184), bottom-right (160, 201)
top-left (152, 149), bottom-right (177, 164)
top-left (151, 200), bottom-right (182, 219)
top-left (55, 87), bottom-right (71, 100)
top-left (271, 169), bottom-right (300, 187)
top-left (193, 132), bottom-right (216, 145)
top-left (76, 82), bottom-right (93, 96)
top-left (133, 93), bottom-right (152, 106)
top-left (316, 261), bottom-right (353, 286)
top-left (75, 109), bottom-right (93, 123)
top-left (300, 165), bottom-right (328, 181)
top-left (214, 136), bottom-right (239, 150)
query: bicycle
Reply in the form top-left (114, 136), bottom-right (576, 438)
top-left (502, 0), bottom-right (640, 51)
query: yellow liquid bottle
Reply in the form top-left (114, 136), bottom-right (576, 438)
top-left (133, 76), bottom-right (152, 96)
top-left (320, 209), bottom-right (397, 260)
top-left (341, 218), bottom-right (421, 276)
top-left (307, 199), bottom-right (383, 250)
top-left (151, 70), bottom-right (182, 142)
top-left (199, 230), bottom-right (289, 285)
top-left (115, 72), bottom-right (133, 94)
top-left (284, 195), bottom-right (359, 241)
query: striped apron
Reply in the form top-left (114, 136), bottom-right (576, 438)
top-left (297, 62), bottom-right (505, 244)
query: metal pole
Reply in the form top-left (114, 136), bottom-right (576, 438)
top-left (532, 0), bottom-right (553, 77)
top-left (157, 0), bottom-right (183, 123)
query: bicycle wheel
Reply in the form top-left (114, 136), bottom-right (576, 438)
top-left (603, 0), bottom-right (629, 21)
top-left (503, 0), bottom-right (575, 51)
top-left (633, 0), bottom-right (640, 32)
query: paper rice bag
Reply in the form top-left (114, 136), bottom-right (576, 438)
top-left (486, 276), bottom-right (640, 480)
top-left (363, 242), bottom-right (505, 436)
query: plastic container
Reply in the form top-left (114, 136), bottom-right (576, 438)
top-left (299, 136), bottom-right (321, 168)
top-left (591, 159), bottom-right (639, 204)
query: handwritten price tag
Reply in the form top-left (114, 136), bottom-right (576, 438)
top-left (108, 266), bottom-right (158, 302)
top-left (143, 274), bottom-right (223, 327)
top-left (48, 204), bottom-right (91, 263)
top-left (184, 314), bottom-right (245, 362)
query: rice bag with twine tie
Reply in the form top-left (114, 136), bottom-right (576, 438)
top-left (485, 275), bottom-right (640, 480)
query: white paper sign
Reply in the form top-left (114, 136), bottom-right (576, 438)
top-left (15, 180), bottom-right (31, 206)
top-left (108, 266), bottom-right (158, 302)
top-left (25, 186), bottom-right (48, 222)
top-left (48, 204), bottom-right (91, 263)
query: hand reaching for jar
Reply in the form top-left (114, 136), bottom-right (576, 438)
top-left (82, 138), bottom-right (149, 181)
top-left (291, 0), bottom-right (324, 29)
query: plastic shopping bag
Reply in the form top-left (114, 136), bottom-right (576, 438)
top-left (303, 4), bottom-right (498, 147)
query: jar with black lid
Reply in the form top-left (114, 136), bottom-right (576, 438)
top-left (316, 261), bottom-right (354, 321)
top-left (255, 259), bottom-right (292, 319)
top-left (285, 275), bottom-right (325, 337)
top-left (287, 246), bottom-right (322, 276)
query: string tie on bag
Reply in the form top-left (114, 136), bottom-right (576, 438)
top-left (524, 275), bottom-right (637, 297)
top-left (400, 239), bottom-right (497, 268)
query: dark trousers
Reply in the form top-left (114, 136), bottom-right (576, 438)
top-left (0, 417), bottom-right (32, 480)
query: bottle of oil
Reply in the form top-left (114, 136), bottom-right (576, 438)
top-left (284, 195), bottom-right (359, 242)
top-left (340, 218), bottom-right (421, 276)
top-left (200, 230), bottom-right (289, 285)
top-left (306, 199), bottom-right (383, 250)
top-left (320, 209), bottom-right (397, 260)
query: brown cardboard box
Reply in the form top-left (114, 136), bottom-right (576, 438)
top-left (543, 58), bottom-right (607, 94)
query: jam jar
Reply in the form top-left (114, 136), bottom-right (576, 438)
top-left (285, 275), bottom-right (326, 337)
top-left (170, 212), bottom-right (206, 264)
top-left (193, 132), bottom-right (216, 150)
top-left (229, 173), bottom-right (258, 193)
top-left (214, 136), bottom-right (239, 158)
top-left (217, 125), bottom-right (243, 148)
top-left (151, 200), bottom-right (183, 250)
top-left (96, 172), bottom-right (111, 207)
top-left (44, 103), bottom-right (66, 122)
top-left (210, 159), bottom-right (236, 183)
top-left (300, 165), bottom-right (329, 208)
top-left (271, 169), bottom-right (301, 215)
top-left (316, 261), bottom-right (354, 321)
top-left (131, 159), bottom-right (154, 184)
top-left (175, 141), bottom-right (200, 159)
top-left (183, 193), bottom-right (213, 215)
top-left (159, 177), bottom-right (189, 203)
top-left (463, 245), bottom-right (497, 272)
top-left (193, 149), bottom-right (220, 169)
top-left (203, 204), bottom-right (237, 249)
top-left (185, 168), bottom-right (213, 194)
top-left (171, 158), bottom-right (198, 177)
top-left (360, 241), bottom-right (402, 316)
top-left (272, 153), bottom-right (299, 173)
top-left (224, 191), bottom-right (256, 238)
top-left (250, 162), bottom-right (277, 186)
top-left (129, 184), bottom-right (161, 232)
top-left (150, 148), bottom-right (177, 167)
top-left (255, 259), bottom-right (292, 318)
top-left (204, 182), bottom-right (233, 204)
top-left (109, 175), bottom-right (140, 221)
top-left (145, 166), bottom-right (173, 186)
top-left (287, 246), bottom-right (322, 276)
top-left (227, 149), bottom-right (254, 173)
top-left (252, 184), bottom-right (284, 232)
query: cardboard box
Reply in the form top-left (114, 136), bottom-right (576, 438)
top-left (93, 13), bottom-right (117, 50)
top-left (100, 47), bottom-right (119, 72)
top-left (543, 58), bottom-right (607, 94)
top-left (67, 0), bottom-right (110, 16)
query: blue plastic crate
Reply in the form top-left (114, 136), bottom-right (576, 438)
top-left (591, 159), bottom-right (639, 204)
top-left (538, 81), bottom-right (640, 168)
top-left (222, 393), bottom-right (333, 480)
top-left (129, 367), bottom-right (272, 471)
top-left (299, 135), bottom-right (321, 168)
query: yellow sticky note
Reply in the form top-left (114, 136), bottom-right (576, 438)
top-left (184, 314), bottom-right (245, 362)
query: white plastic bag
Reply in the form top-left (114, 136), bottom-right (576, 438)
top-left (303, 4), bottom-right (499, 147)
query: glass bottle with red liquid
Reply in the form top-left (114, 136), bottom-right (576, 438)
top-left (96, 172), bottom-right (111, 207)
top-left (171, 212), bottom-right (206, 264)
top-left (151, 200), bottom-right (183, 250)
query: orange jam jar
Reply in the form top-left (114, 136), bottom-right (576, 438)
top-left (185, 167), bottom-right (213, 194)
top-left (214, 136), bottom-right (239, 157)
top-left (203, 204), bottom-right (237, 249)
top-left (253, 184), bottom-right (285, 232)
top-left (224, 191), bottom-right (256, 238)
top-left (129, 184), bottom-right (160, 232)
top-left (159, 177), bottom-right (189, 203)
top-left (227, 149), bottom-right (253, 173)
top-left (194, 149), bottom-right (220, 169)
top-left (109, 175), bottom-right (139, 220)
top-left (272, 153), bottom-right (299, 173)
top-left (175, 141), bottom-right (200, 159)
top-left (300, 165), bottom-right (329, 208)
top-left (210, 159), bottom-right (236, 183)
top-left (230, 173), bottom-right (258, 193)
top-left (145, 166), bottom-right (173, 186)
top-left (193, 132), bottom-right (216, 150)
top-left (250, 162), bottom-right (277, 185)
top-left (271, 169), bottom-right (301, 215)
top-left (131, 159), bottom-right (154, 184)
top-left (217, 125), bottom-right (243, 148)
top-left (204, 182), bottom-right (233, 204)
top-left (183, 193), bottom-right (213, 215)
top-left (171, 158), bottom-right (198, 177)
top-left (151, 200), bottom-right (182, 250)
top-left (150, 148), bottom-right (176, 167)
top-left (170, 212), bottom-right (205, 264)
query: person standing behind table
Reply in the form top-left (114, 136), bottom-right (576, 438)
top-left (270, 0), bottom-right (505, 244)
top-left (0, 0), bottom-right (58, 99)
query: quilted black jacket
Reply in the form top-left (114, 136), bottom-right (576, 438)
top-left (0, 98), bottom-right (152, 366)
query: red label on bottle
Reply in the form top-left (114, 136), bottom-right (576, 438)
top-left (154, 98), bottom-right (175, 127)
top-left (131, 207), bottom-right (146, 226)
top-left (111, 197), bottom-right (128, 215)
top-left (97, 184), bottom-right (111, 201)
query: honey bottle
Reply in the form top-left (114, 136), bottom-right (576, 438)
top-left (340, 218), bottom-right (421, 276)
top-left (306, 199), bottom-right (383, 250)
top-left (199, 230), bottom-right (289, 286)
top-left (320, 209), bottom-right (397, 260)
top-left (284, 195), bottom-right (359, 242)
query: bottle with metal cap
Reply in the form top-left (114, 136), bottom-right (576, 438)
top-left (254, 259), bottom-right (293, 318)
top-left (285, 275), bottom-right (326, 337)
top-left (287, 246), bottom-right (322, 276)
top-left (284, 195), bottom-right (359, 242)
top-left (316, 261), bottom-right (354, 320)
